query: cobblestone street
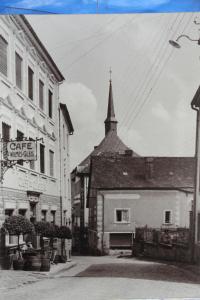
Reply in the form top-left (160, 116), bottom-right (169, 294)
top-left (1, 256), bottom-right (200, 300)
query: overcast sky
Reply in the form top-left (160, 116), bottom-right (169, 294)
top-left (27, 13), bottom-right (200, 170)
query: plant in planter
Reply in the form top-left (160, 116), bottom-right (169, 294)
top-left (56, 226), bottom-right (72, 262)
top-left (2, 215), bottom-right (35, 270)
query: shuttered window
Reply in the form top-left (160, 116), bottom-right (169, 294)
top-left (2, 122), bottom-right (10, 159)
top-left (17, 130), bottom-right (24, 165)
top-left (48, 90), bottom-right (53, 118)
top-left (28, 67), bottom-right (34, 100)
top-left (29, 138), bottom-right (35, 170)
top-left (49, 150), bottom-right (54, 177)
top-left (39, 79), bottom-right (44, 110)
top-left (40, 144), bottom-right (45, 174)
top-left (0, 35), bottom-right (8, 76)
top-left (15, 52), bottom-right (22, 89)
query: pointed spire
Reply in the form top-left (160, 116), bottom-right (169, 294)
top-left (104, 69), bottom-right (118, 135)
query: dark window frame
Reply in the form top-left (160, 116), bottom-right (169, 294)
top-left (28, 66), bottom-right (34, 100)
top-left (40, 143), bottom-right (45, 174)
top-left (15, 52), bottom-right (23, 90)
top-left (0, 35), bottom-right (8, 77)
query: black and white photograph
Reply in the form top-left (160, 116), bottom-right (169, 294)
top-left (0, 12), bottom-right (200, 300)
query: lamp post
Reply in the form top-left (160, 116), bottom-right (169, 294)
top-left (169, 34), bottom-right (200, 262)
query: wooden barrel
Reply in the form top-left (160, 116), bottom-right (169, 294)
top-left (24, 255), bottom-right (41, 271)
top-left (13, 258), bottom-right (24, 270)
top-left (40, 257), bottom-right (50, 272)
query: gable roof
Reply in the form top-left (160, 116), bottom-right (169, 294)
top-left (88, 156), bottom-right (195, 199)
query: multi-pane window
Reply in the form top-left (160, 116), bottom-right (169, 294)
top-left (2, 122), bottom-right (10, 159)
top-left (28, 66), bottom-right (34, 100)
top-left (40, 144), bottom-right (45, 174)
top-left (48, 90), bottom-right (53, 118)
top-left (39, 79), bottom-right (44, 110)
top-left (164, 210), bottom-right (172, 224)
top-left (0, 35), bottom-right (8, 76)
top-left (17, 130), bottom-right (24, 165)
top-left (115, 209), bottom-right (130, 223)
top-left (49, 150), bottom-right (54, 177)
top-left (15, 52), bottom-right (22, 89)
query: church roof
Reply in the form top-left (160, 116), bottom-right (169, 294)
top-left (75, 78), bottom-right (139, 174)
top-left (88, 156), bottom-right (195, 198)
top-left (78, 131), bottom-right (139, 173)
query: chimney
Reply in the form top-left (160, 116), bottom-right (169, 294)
top-left (145, 157), bottom-right (154, 179)
top-left (125, 149), bottom-right (133, 156)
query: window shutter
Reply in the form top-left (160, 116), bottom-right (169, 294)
top-left (39, 80), bottom-right (44, 110)
top-left (49, 150), bottom-right (54, 176)
top-left (2, 122), bottom-right (10, 159)
top-left (15, 52), bottom-right (22, 89)
top-left (48, 90), bottom-right (53, 118)
top-left (0, 36), bottom-right (8, 76)
top-left (40, 144), bottom-right (45, 173)
top-left (28, 67), bottom-right (34, 100)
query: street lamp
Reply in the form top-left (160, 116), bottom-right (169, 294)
top-left (169, 33), bottom-right (200, 263)
top-left (169, 34), bottom-right (200, 49)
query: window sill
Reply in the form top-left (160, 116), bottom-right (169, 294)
top-left (114, 222), bottom-right (131, 224)
top-left (48, 118), bottom-right (55, 126)
top-left (38, 109), bottom-right (46, 119)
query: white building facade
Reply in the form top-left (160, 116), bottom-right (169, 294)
top-left (0, 15), bottom-right (73, 252)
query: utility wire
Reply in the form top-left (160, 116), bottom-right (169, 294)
top-left (61, 16), bottom-right (139, 71)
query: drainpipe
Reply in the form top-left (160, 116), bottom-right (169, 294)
top-left (58, 104), bottom-right (63, 226)
top-left (191, 103), bottom-right (200, 262)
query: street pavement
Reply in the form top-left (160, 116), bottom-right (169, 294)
top-left (1, 256), bottom-right (200, 300)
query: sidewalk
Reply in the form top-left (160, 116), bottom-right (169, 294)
top-left (0, 260), bottom-right (76, 292)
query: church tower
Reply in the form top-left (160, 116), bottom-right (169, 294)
top-left (104, 79), bottom-right (118, 135)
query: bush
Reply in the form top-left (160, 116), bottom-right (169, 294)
top-left (3, 215), bottom-right (34, 236)
top-left (34, 221), bottom-right (52, 237)
top-left (2, 215), bottom-right (35, 250)
top-left (56, 226), bottom-right (72, 239)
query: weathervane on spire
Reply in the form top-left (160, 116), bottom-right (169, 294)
top-left (109, 67), bottom-right (112, 82)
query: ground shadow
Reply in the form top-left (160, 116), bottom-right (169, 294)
top-left (76, 261), bottom-right (200, 284)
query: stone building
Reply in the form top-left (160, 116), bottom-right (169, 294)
top-left (71, 79), bottom-right (138, 252)
top-left (0, 15), bottom-right (73, 266)
top-left (87, 155), bottom-right (194, 254)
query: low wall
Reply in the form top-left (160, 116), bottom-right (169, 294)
top-left (133, 241), bottom-right (191, 263)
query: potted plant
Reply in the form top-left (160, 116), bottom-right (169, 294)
top-left (56, 226), bottom-right (72, 262)
top-left (34, 221), bottom-right (53, 271)
top-left (2, 215), bottom-right (35, 270)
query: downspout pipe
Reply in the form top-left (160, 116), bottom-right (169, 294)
top-left (58, 103), bottom-right (63, 226)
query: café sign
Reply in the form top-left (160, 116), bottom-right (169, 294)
top-left (6, 140), bottom-right (37, 161)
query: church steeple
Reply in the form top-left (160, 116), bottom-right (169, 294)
top-left (104, 70), bottom-right (118, 135)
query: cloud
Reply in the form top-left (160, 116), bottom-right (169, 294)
top-left (151, 102), bottom-right (171, 122)
top-left (60, 82), bottom-right (99, 129)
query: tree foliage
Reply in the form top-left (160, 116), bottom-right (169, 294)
top-left (3, 215), bottom-right (34, 236)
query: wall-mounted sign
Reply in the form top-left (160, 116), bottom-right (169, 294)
top-left (6, 140), bottom-right (37, 161)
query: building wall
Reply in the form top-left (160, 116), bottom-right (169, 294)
top-left (59, 108), bottom-right (72, 227)
top-left (89, 189), bottom-right (192, 254)
top-left (0, 16), bottom-right (72, 229)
